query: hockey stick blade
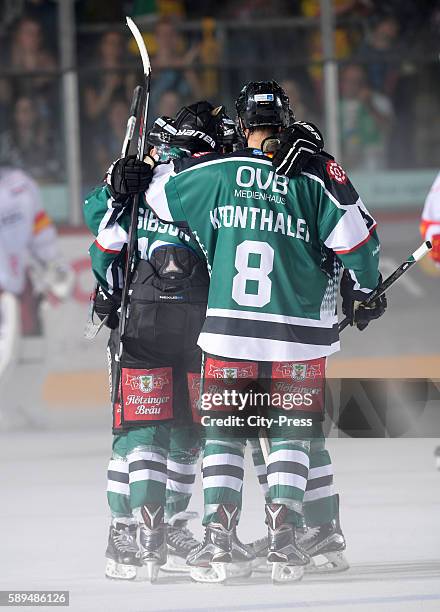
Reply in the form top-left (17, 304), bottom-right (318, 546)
top-left (126, 17), bottom-right (151, 77)
top-left (84, 314), bottom-right (109, 340)
top-left (338, 240), bottom-right (432, 333)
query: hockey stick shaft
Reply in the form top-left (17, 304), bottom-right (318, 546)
top-left (84, 85), bottom-right (144, 341)
top-left (121, 85), bottom-right (143, 158)
top-left (111, 18), bottom-right (151, 404)
top-left (338, 240), bottom-right (432, 333)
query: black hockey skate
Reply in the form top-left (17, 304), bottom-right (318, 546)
top-left (105, 519), bottom-right (141, 580)
top-left (139, 504), bottom-right (167, 583)
top-left (162, 511), bottom-right (200, 574)
top-left (228, 527), bottom-right (256, 579)
top-left (299, 498), bottom-right (349, 573)
top-left (266, 504), bottom-right (309, 584)
top-left (187, 504), bottom-right (239, 583)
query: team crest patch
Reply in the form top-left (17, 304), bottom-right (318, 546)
top-left (139, 375), bottom-right (154, 393)
top-left (326, 160), bottom-right (347, 184)
top-left (125, 372), bottom-right (169, 391)
top-left (121, 367), bottom-right (173, 424)
top-left (271, 358), bottom-right (326, 414)
top-left (274, 361), bottom-right (323, 380)
top-left (207, 363), bottom-right (257, 382)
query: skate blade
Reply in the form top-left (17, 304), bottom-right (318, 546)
top-left (271, 562), bottom-right (304, 584)
top-left (251, 557), bottom-right (271, 573)
top-left (144, 560), bottom-right (161, 583)
top-left (190, 562), bottom-right (228, 584)
top-left (161, 555), bottom-right (191, 574)
top-left (306, 552), bottom-right (350, 573)
top-left (226, 562), bottom-right (252, 580)
top-left (105, 558), bottom-right (137, 581)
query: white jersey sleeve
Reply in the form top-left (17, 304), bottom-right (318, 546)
top-left (0, 168), bottom-right (58, 294)
top-left (420, 171), bottom-right (440, 264)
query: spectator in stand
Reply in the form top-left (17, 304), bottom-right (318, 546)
top-left (339, 63), bottom-right (393, 170)
top-left (94, 97), bottom-right (129, 177)
top-left (156, 89), bottom-right (182, 118)
top-left (0, 95), bottom-right (61, 182)
top-left (355, 14), bottom-right (401, 96)
top-left (302, 1), bottom-right (354, 103)
top-left (0, 79), bottom-right (12, 134)
top-left (132, 0), bottom-right (186, 19)
top-left (149, 18), bottom-right (201, 119)
top-left (281, 78), bottom-right (320, 125)
top-left (83, 30), bottom-right (135, 122)
top-left (8, 16), bottom-right (57, 118)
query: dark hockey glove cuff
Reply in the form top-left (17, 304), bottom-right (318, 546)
top-left (341, 270), bottom-right (387, 331)
top-left (272, 121), bottom-right (324, 178)
top-left (106, 154), bottom-right (155, 198)
top-left (93, 286), bottom-right (120, 330)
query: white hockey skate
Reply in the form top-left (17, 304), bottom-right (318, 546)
top-left (266, 504), bottom-right (309, 585)
top-left (187, 504), bottom-right (239, 584)
top-left (105, 519), bottom-right (141, 580)
top-left (162, 511), bottom-right (200, 573)
top-left (139, 504), bottom-right (167, 583)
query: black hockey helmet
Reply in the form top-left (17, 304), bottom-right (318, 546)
top-left (173, 100), bottom-right (221, 153)
top-left (216, 107), bottom-right (239, 153)
top-left (147, 116), bottom-right (178, 148)
top-left (235, 80), bottom-right (292, 135)
top-left (146, 116), bottom-right (190, 161)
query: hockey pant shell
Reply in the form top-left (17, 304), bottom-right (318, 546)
top-left (107, 425), bottom-right (202, 520)
top-left (107, 326), bottom-right (203, 431)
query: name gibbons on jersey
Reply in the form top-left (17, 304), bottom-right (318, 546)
top-left (138, 207), bottom-right (190, 242)
top-left (209, 205), bottom-right (310, 242)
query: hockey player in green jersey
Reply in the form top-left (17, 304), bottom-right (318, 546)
top-left (85, 106), bottom-right (223, 582)
top-left (109, 80), bottom-right (387, 583)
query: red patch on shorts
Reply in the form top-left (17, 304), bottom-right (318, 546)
top-left (121, 367), bottom-right (173, 423)
top-left (203, 358), bottom-right (258, 412)
top-left (187, 373), bottom-right (202, 424)
top-left (326, 160), bottom-right (347, 184)
top-left (270, 358), bottom-right (326, 414)
top-left (113, 401), bottom-right (123, 431)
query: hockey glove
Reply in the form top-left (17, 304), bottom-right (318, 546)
top-left (106, 154), bottom-right (155, 198)
top-left (93, 286), bottom-right (120, 330)
top-left (272, 121), bottom-right (324, 177)
top-left (340, 270), bottom-right (387, 331)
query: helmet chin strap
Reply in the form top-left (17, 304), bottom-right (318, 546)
top-left (237, 117), bottom-right (246, 139)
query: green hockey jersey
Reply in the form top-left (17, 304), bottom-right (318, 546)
top-left (145, 149), bottom-right (381, 361)
top-left (83, 184), bottom-right (204, 294)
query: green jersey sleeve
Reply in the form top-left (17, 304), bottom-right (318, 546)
top-left (304, 158), bottom-right (380, 297)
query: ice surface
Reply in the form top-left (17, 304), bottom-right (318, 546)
top-left (1, 431), bottom-right (439, 612)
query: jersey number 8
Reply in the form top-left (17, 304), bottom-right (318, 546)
top-left (232, 240), bottom-right (274, 308)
